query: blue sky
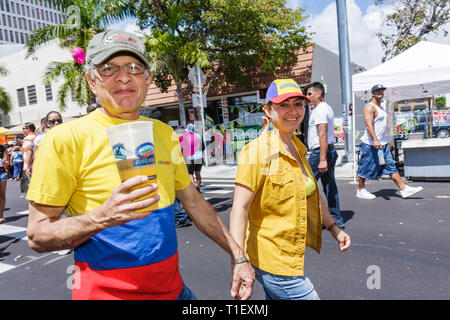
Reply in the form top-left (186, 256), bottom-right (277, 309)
top-left (289, 0), bottom-right (450, 68)
top-left (292, 0), bottom-right (375, 15)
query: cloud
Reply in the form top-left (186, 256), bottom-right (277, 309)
top-left (305, 0), bottom-right (450, 69)
top-left (108, 18), bottom-right (144, 36)
top-left (305, 0), bottom-right (385, 69)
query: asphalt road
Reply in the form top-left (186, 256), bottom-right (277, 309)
top-left (0, 178), bottom-right (449, 300)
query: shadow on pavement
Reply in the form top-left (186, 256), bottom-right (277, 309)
top-left (341, 210), bottom-right (355, 224)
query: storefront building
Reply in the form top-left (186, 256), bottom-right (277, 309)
top-left (142, 44), bottom-right (366, 160)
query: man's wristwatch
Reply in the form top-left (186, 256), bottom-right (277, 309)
top-left (232, 255), bottom-right (249, 265)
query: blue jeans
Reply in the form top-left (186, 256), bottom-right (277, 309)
top-left (358, 143), bottom-right (398, 179)
top-left (174, 198), bottom-right (191, 224)
top-left (254, 266), bottom-right (319, 300)
top-left (176, 284), bottom-right (197, 300)
top-left (308, 147), bottom-right (344, 227)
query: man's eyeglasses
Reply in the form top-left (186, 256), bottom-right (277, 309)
top-left (48, 119), bottom-right (63, 125)
top-left (95, 62), bottom-right (146, 77)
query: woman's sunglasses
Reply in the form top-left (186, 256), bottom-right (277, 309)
top-left (48, 119), bottom-right (63, 125)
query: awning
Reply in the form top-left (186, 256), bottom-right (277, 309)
top-left (5, 117), bottom-right (79, 136)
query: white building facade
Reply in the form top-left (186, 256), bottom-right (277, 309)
top-left (0, 40), bottom-right (86, 127)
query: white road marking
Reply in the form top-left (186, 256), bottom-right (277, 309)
top-left (0, 262), bottom-right (16, 274)
top-left (0, 224), bottom-right (27, 239)
top-left (202, 189), bottom-right (232, 194)
top-left (42, 255), bottom-right (71, 265)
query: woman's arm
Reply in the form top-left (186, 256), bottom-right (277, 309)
top-left (229, 183), bottom-right (255, 250)
top-left (319, 194), bottom-right (351, 253)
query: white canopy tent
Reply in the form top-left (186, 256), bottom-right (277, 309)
top-left (351, 41), bottom-right (450, 181)
top-left (353, 41), bottom-right (450, 100)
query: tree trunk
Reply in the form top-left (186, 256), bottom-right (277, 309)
top-left (176, 81), bottom-right (187, 128)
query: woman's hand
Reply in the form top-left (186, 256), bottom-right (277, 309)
top-left (330, 227), bottom-right (351, 253)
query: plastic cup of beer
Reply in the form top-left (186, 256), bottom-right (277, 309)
top-left (106, 121), bottom-right (157, 213)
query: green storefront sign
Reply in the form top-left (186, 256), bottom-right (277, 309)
top-left (229, 125), bottom-right (262, 154)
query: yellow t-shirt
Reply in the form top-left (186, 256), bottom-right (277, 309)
top-left (235, 129), bottom-right (322, 277)
top-left (26, 109), bottom-right (192, 299)
top-left (27, 109), bottom-right (190, 213)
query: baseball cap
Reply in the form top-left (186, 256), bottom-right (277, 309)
top-left (371, 84), bottom-right (386, 93)
top-left (85, 30), bottom-right (151, 69)
top-left (265, 79), bottom-right (310, 104)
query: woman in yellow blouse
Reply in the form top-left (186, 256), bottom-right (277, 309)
top-left (230, 79), bottom-right (351, 300)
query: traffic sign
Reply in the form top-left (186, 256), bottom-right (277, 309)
top-left (188, 64), bottom-right (206, 90)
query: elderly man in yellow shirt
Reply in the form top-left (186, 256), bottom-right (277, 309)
top-left (230, 78), bottom-right (351, 300)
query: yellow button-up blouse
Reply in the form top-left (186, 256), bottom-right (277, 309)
top-left (235, 128), bottom-right (322, 276)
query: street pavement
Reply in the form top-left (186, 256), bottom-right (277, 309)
top-left (0, 163), bottom-right (449, 300)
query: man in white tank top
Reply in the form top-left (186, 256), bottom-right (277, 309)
top-left (357, 85), bottom-right (423, 200)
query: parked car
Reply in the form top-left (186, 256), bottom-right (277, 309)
top-left (433, 126), bottom-right (450, 138)
top-left (414, 111), bottom-right (450, 138)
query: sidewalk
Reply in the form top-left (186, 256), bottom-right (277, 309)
top-left (201, 149), bottom-right (356, 180)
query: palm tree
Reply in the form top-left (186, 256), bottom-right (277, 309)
top-left (0, 65), bottom-right (12, 113)
top-left (146, 28), bottom-right (210, 128)
top-left (26, 0), bottom-right (133, 111)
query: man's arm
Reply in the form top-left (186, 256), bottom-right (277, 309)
top-left (27, 176), bottom-right (159, 253)
top-left (317, 123), bottom-right (329, 173)
top-left (176, 183), bottom-right (255, 300)
top-left (23, 149), bottom-right (33, 175)
top-left (363, 104), bottom-right (381, 149)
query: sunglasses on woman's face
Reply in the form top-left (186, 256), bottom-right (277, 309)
top-left (48, 119), bottom-right (63, 125)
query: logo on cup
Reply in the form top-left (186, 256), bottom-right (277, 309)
top-left (135, 142), bottom-right (155, 159)
top-left (112, 143), bottom-right (127, 160)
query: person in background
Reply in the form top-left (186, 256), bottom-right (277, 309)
top-left (6, 141), bottom-right (14, 179)
top-left (86, 102), bottom-right (100, 114)
top-left (0, 143), bottom-right (8, 223)
top-left (33, 118), bottom-right (47, 153)
top-left (306, 82), bottom-right (344, 229)
top-left (34, 112), bottom-right (63, 152)
top-left (230, 78), bottom-right (350, 300)
top-left (180, 123), bottom-right (204, 191)
top-left (11, 146), bottom-right (23, 181)
top-left (173, 126), bottom-right (192, 228)
top-left (357, 85), bottom-right (423, 200)
top-left (22, 122), bottom-right (36, 176)
top-left (20, 122), bottom-right (36, 193)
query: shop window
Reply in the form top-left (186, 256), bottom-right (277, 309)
top-left (413, 104), bottom-right (426, 111)
top-left (399, 105), bottom-right (411, 112)
top-left (231, 94), bottom-right (257, 106)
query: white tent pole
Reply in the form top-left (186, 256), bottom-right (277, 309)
top-left (352, 91), bottom-right (357, 183)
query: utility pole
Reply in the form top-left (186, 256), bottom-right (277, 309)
top-left (336, 0), bottom-right (354, 162)
top-left (189, 64), bottom-right (209, 166)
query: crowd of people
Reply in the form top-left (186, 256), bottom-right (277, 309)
top-left (0, 111), bottom-right (64, 224)
top-left (0, 29), bottom-right (424, 301)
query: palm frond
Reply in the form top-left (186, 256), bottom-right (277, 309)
top-left (0, 65), bottom-right (9, 77)
top-left (26, 24), bottom-right (77, 57)
top-left (0, 87), bottom-right (12, 113)
top-left (42, 61), bottom-right (78, 84)
top-left (56, 80), bottom-right (73, 112)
